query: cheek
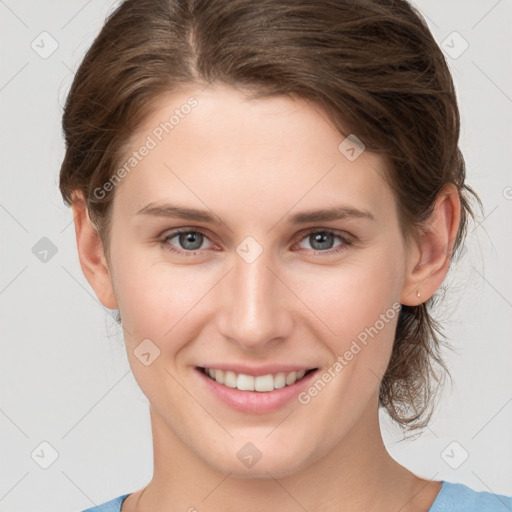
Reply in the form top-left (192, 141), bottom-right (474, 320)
top-left (294, 249), bottom-right (405, 350)
top-left (111, 248), bottom-right (223, 374)
top-left (112, 261), bottom-right (208, 401)
top-left (115, 262), bottom-right (202, 341)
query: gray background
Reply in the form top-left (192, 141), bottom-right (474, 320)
top-left (0, 0), bottom-right (511, 510)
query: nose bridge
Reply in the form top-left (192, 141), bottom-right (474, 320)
top-left (218, 245), bottom-right (291, 348)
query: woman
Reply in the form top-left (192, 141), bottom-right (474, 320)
top-left (59, 0), bottom-right (511, 510)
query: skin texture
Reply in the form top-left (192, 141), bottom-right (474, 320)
top-left (72, 84), bottom-right (460, 511)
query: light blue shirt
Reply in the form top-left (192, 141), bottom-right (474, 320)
top-left (78, 481), bottom-right (512, 511)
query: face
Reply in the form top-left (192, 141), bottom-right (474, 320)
top-left (104, 83), bottom-right (413, 478)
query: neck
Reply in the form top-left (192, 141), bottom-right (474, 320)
top-left (127, 400), bottom-right (440, 512)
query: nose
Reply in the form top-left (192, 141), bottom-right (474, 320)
top-left (216, 247), bottom-right (294, 351)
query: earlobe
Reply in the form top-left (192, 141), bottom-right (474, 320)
top-left (400, 184), bottom-right (461, 306)
top-left (71, 194), bottom-right (118, 310)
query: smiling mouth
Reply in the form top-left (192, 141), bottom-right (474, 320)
top-left (198, 367), bottom-right (317, 392)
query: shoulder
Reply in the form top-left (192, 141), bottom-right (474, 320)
top-left (78, 494), bottom-right (131, 512)
top-left (429, 481), bottom-right (512, 512)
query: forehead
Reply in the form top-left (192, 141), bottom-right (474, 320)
top-left (113, 84), bottom-right (395, 225)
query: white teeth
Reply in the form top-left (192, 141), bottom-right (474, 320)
top-left (255, 374), bottom-right (274, 392)
top-left (203, 368), bottom-right (312, 392)
top-left (224, 371), bottom-right (237, 388)
top-left (214, 369), bottom-right (225, 384)
top-left (237, 373), bottom-right (255, 391)
top-left (285, 371), bottom-right (297, 386)
top-left (274, 372), bottom-right (286, 389)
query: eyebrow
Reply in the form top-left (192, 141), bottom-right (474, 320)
top-left (135, 202), bottom-right (375, 225)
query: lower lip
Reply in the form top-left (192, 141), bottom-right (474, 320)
top-left (196, 368), bottom-right (318, 414)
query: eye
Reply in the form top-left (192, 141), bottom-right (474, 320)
top-left (161, 229), bottom-right (213, 256)
top-left (160, 227), bottom-right (353, 257)
top-left (294, 228), bottom-right (353, 255)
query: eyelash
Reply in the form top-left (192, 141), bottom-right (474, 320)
top-left (159, 227), bottom-right (354, 257)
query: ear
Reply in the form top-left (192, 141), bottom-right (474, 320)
top-left (400, 183), bottom-right (461, 306)
top-left (71, 193), bottom-right (118, 310)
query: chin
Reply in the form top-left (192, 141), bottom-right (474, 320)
top-left (199, 436), bottom-right (320, 480)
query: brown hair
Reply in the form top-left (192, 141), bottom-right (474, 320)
top-left (59, 0), bottom-right (481, 432)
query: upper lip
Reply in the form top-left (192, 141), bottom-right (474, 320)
top-left (197, 364), bottom-right (317, 377)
